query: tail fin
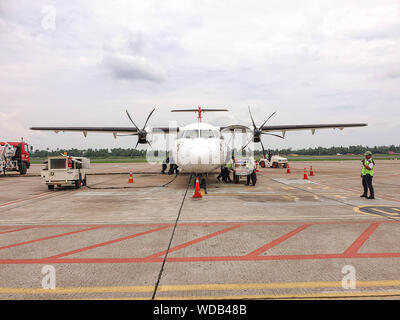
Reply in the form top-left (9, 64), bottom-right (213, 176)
top-left (171, 108), bottom-right (228, 112)
top-left (171, 106), bottom-right (228, 122)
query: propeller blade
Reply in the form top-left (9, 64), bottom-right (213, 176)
top-left (134, 140), bottom-right (140, 149)
top-left (248, 106), bottom-right (257, 129)
top-left (259, 139), bottom-right (267, 159)
top-left (126, 110), bottom-right (140, 130)
top-left (142, 108), bottom-right (156, 130)
top-left (241, 135), bottom-right (254, 150)
top-left (259, 111), bottom-right (277, 129)
top-left (261, 132), bottom-right (284, 139)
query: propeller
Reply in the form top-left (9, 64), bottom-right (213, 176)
top-left (118, 108), bottom-right (155, 149)
top-left (242, 106), bottom-right (284, 158)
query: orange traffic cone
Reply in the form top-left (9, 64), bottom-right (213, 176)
top-left (303, 168), bottom-right (308, 180)
top-left (128, 170), bottom-right (134, 183)
top-left (193, 177), bottom-right (202, 199)
top-left (286, 163), bottom-right (291, 174)
top-left (309, 165), bottom-right (314, 176)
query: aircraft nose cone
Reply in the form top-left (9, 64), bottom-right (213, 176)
top-left (176, 139), bottom-right (224, 173)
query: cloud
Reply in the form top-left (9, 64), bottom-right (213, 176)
top-left (0, 0), bottom-right (399, 150)
top-left (101, 52), bottom-right (166, 82)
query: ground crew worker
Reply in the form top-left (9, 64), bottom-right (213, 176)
top-left (216, 166), bottom-right (224, 181)
top-left (246, 157), bottom-right (257, 186)
top-left (230, 156), bottom-right (236, 183)
top-left (168, 157), bottom-right (176, 174)
top-left (161, 157), bottom-right (169, 174)
top-left (361, 151), bottom-right (375, 199)
top-left (225, 158), bottom-right (234, 183)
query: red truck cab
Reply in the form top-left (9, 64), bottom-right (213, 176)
top-left (0, 141), bottom-right (31, 174)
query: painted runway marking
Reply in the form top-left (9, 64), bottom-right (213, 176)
top-left (244, 224), bottom-right (311, 257)
top-left (0, 192), bottom-right (55, 208)
top-left (0, 226), bottom-right (36, 235)
top-left (0, 226), bottom-right (102, 251)
top-left (343, 223), bottom-right (380, 256)
top-left (354, 206), bottom-right (400, 219)
top-left (145, 224), bottom-right (242, 261)
top-left (46, 225), bottom-right (172, 260)
top-left (0, 221), bottom-right (398, 264)
top-left (1, 280), bottom-right (400, 296)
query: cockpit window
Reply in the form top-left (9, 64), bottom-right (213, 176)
top-left (200, 129), bottom-right (215, 138)
top-left (184, 130), bottom-right (199, 139)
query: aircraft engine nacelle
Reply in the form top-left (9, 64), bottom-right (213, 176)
top-left (139, 127), bottom-right (153, 144)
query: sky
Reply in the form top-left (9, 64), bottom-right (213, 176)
top-left (0, 0), bottom-right (399, 151)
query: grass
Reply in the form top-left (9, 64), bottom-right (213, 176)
top-left (31, 157), bottom-right (148, 164)
top-left (31, 155), bottom-right (398, 164)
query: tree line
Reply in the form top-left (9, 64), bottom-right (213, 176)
top-left (31, 145), bottom-right (400, 158)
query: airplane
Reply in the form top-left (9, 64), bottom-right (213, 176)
top-left (31, 106), bottom-right (367, 189)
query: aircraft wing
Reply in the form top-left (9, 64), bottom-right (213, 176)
top-left (220, 123), bottom-right (367, 136)
top-left (30, 126), bottom-right (179, 137)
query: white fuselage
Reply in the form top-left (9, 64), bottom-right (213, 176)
top-left (171, 122), bottom-right (230, 174)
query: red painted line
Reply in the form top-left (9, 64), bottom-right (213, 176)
top-left (0, 226), bottom-right (36, 235)
top-left (353, 253), bottom-right (400, 259)
top-left (0, 252), bottom-right (400, 264)
top-left (46, 225), bottom-right (172, 259)
top-left (166, 254), bottom-right (346, 262)
top-left (0, 220), bottom-right (396, 231)
top-left (0, 192), bottom-right (55, 208)
top-left (144, 224), bottom-right (243, 261)
top-left (0, 226), bottom-right (102, 251)
top-left (1, 223), bottom-right (172, 229)
top-left (343, 223), bottom-right (380, 257)
top-left (244, 224), bottom-right (312, 257)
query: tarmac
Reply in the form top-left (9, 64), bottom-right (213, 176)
top-left (0, 160), bottom-right (399, 300)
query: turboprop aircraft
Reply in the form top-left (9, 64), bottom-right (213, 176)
top-left (31, 106), bottom-right (367, 188)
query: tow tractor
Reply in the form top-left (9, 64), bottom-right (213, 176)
top-left (0, 140), bottom-right (32, 175)
top-left (259, 154), bottom-right (288, 168)
top-left (41, 155), bottom-right (90, 190)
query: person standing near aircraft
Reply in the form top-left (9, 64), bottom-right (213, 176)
top-left (162, 157), bottom-right (169, 174)
top-left (168, 157), bottom-right (176, 174)
top-left (229, 156), bottom-right (236, 183)
top-left (246, 157), bottom-right (257, 186)
top-left (216, 166), bottom-right (224, 182)
top-left (360, 151), bottom-right (375, 199)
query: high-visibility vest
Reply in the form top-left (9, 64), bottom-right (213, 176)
top-left (248, 159), bottom-right (255, 170)
top-left (361, 159), bottom-right (374, 176)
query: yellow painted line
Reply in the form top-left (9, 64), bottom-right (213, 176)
top-left (154, 291), bottom-right (400, 300)
top-left (371, 208), bottom-right (399, 216)
top-left (392, 208), bottom-right (400, 212)
top-left (0, 286), bottom-right (154, 295)
top-left (157, 280), bottom-right (400, 292)
top-left (353, 205), bottom-right (400, 219)
top-left (84, 291), bottom-right (400, 300)
top-left (1, 280), bottom-right (400, 295)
